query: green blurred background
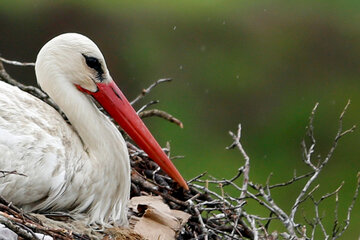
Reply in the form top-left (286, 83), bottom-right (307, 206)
top-left (0, 1), bottom-right (359, 238)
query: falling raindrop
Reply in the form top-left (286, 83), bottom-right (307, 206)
top-left (222, 21), bottom-right (226, 25)
top-left (173, 26), bottom-right (177, 30)
top-left (236, 75), bottom-right (239, 79)
top-left (179, 65), bottom-right (183, 70)
top-left (200, 45), bottom-right (206, 52)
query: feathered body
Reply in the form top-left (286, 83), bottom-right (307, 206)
top-left (0, 33), bottom-right (130, 225)
top-left (0, 33), bottom-right (188, 226)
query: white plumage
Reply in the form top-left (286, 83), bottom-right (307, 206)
top-left (0, 77), bottom-right (130, 225)
top-left (0, 33), bottom-right (188, 226)
top-left (0, 33), bottom-right (131, 226)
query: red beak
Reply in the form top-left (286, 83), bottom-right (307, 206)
top-left (77, 81), bottom-right (188, 190)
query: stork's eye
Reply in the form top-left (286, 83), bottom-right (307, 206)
top-left (82, 54), bottom-right (104, 79)
top-left (85, 57), bottom-right (99, 68)
top-left (83, 54), bottom-right (104, 82)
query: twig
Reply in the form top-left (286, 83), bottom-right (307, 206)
top-left (130, 78), bottom-right (172, 105)
top-left (0, 61), bottom-right (65, 119)
top-left (309, 183), bottom-right (344, 239)
top-left (290, 101), bottom-right (356, 227)
top-left (0, 56), bottom-right (35, 67)
top-left (0, 215), bottom-right (38, 239)
top-left (332, 172), bottom-right (360, 239)
top-left (139, 109), bottom-right (184, 128)
top-left (187, 172), bottom-right (207, 183)
top-left (332, 190), bottom-right (340, 237)
top-left (226, 124), bottom-right (250, 201)
top-left (301, 102), bottom-right (318, 170)
top-left (187, 199), bottom-right (208, 240)
top-left (136, 100), bottom-right (159, 114)
top-left (268, 171), bottom-right (314, 190)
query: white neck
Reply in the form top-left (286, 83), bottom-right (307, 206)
top-left (43, 77), bottom-right (130, 225)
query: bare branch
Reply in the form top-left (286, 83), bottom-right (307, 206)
top-left (227, 124), bottom-right (250, 200)
top-left (0, 56), bottom-right (35, 67)
top-left (139, 109), bottom-right (184, 128)
top-left (301, 102), bottom-right (318, 170)
top-left (136, 100), bottom-right (159, 113)
top-left (333, 173), bottom-right (360, 239)
top-left (130, 78), bottom-right (172, 105)
top-left (187, 199), bottom-right (208, 240)
top-left (290, 101), bottom-right (356, 226)
top-left (0, 61), bottom-right (65, 119)
top-left (187, 172), bottom-right (207, 183)
top-left (307, 183), bottom-right (345, 239)
top-left (0, 215), bottom-right (38, 239)
top-left (268, 171), bottom-right (314, 190)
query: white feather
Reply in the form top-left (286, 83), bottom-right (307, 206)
top-left (0, 33), bottom-right (130, 226)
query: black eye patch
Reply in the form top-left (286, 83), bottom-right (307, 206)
top-left (82, 54), bottom-right (104, 80)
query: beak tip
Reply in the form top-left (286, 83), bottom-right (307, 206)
top-left (179, 179), bottom-right (189, 191)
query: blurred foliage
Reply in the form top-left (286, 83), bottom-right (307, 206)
top-left (0, 0), bottom-right (359, 238)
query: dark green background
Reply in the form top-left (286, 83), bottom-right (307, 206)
top-left (1, 1), bottom-right (359, 238)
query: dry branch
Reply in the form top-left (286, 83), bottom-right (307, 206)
top-left (0, 56), bottom-right (35, 67)
top-left (130, 78), bottom-right (172, 105)
top-left (139, 109), bottom-right (184, 128)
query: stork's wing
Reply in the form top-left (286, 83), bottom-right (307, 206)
top-left (0, 81), bottom-right (86, 210)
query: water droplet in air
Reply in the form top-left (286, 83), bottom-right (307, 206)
top-left (173, 26), bottom-right (177, 30)
top-left (179, 65), bottom-right (183, 70)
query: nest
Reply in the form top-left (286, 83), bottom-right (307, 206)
top-left (0, 146), bottom-right (249, 240)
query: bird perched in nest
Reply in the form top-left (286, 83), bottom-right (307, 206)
top-left (0, 33), bottom-right (188, 226)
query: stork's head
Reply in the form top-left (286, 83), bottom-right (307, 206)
top-left (35, 33), bottom-right (189, 190)
top-left (36, 33), bottom-right (112, 93)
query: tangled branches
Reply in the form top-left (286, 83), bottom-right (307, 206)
top-left (185, 102), bottom-right (359, 240)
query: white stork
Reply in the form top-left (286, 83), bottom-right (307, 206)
top-left (0, 33), bottom-right (188, 226)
